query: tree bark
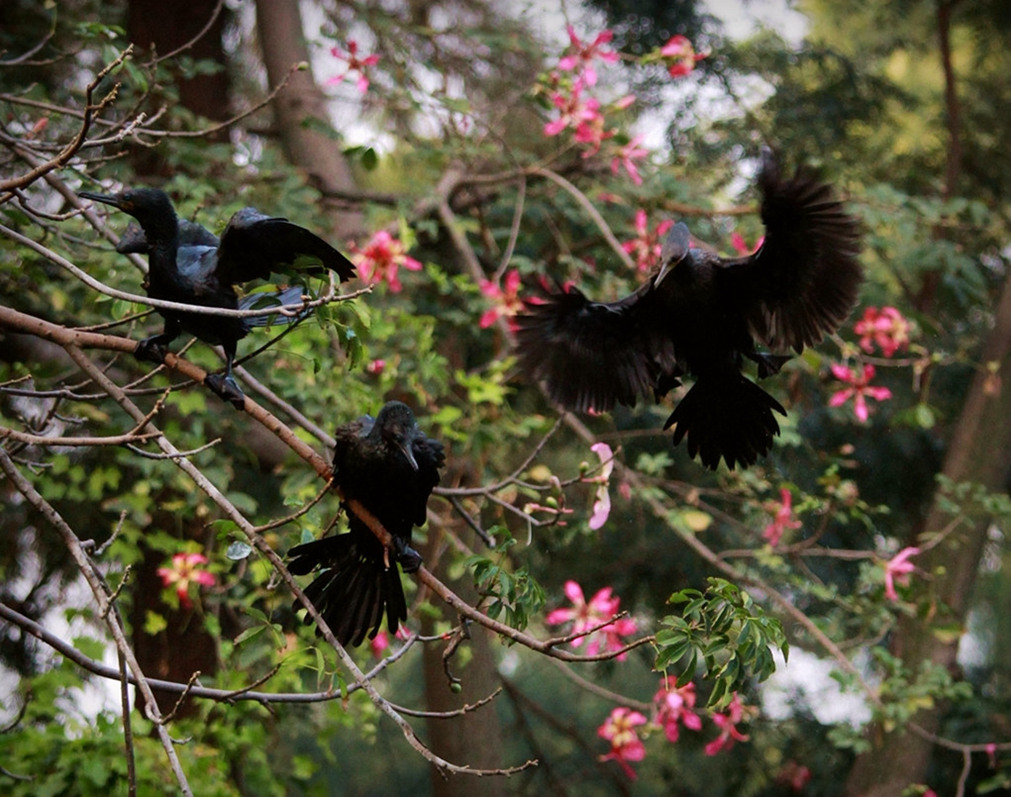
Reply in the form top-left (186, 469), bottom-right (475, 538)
top-left (253, 0), bottom-right (362, 241)
top-left (915, 0), bottom-right (965, 313)
top-left (127, 0), bottom-right (231, 128)
top-left (421, 532), bottom-right (508, 797)
top-left (845, 270), bottom-right (1011, 795)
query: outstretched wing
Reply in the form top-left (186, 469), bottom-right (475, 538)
top-left (722, 155), bottom-right (863, 352)
top-left (513, 280), bottom-right (675, 413)
top-left (216, 207), bottom-right (357, 286)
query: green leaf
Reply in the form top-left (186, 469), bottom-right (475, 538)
top-left (144, 610), bottom-right (167, 635)
top-left (234, 626), bottom-right (266, 645)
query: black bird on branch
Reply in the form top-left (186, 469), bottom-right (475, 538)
top-left (288, 402), bottom-right (445, 647)
top-left (514, 154), bottom-right (863, 470)
top-left (78, 188), bottom-right (357, 407)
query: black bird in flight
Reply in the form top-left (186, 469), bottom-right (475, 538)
top-left (78, 188), bottom-right (357, 406)
top-left (514, 155), bottom-right (863, 470)
top-left (288, 401), bottom-right (445, 647)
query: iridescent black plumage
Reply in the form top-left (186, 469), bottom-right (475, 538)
top-left (515, 155), bottom-right (863, 470)
top-left (78, 188), bottom-right (356, 406)
top-left (288, 402), bottom-right (445, 647)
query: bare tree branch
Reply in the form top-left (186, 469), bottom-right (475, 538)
top-left (0, 448), bottom-right (195, 797)
top-left (0, 47), bottom-right (132, 196)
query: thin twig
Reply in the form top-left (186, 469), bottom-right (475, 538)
top-left (0, 600), bottom-right (415, 703)
top-left (531, 166), bottom-right (636, 271)
top-left (0, 46), bottom-right (131, 196)
top-left (0, 221), bottom-right (359, 320)
top-left (0, 449), bottom-right (194, 797)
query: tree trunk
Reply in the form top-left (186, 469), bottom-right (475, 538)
top-left (845, 271), bottom-right (1011, 795)
top-left (124, 0), bottom-right (234, 709)
top-left (421, 532), bottom-right (508, 797)
top-left (915, 0), bottom-right (964, 313)
top-left (253, 0), bottom-right (362, 241)
top-left (127, 0), bottom-right (231, 128)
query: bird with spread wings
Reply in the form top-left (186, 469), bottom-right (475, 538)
top-left (79, 187), bottom-right (357, 406)
top-left (514, 154), bottom-right (863, 470)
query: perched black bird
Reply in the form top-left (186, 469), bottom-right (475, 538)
top-left (288, 402), bottom-right (445, 647)
top-left (78, 188), bottom-right (357, 406)
top-left (514, 155), bottom-right (863, 470)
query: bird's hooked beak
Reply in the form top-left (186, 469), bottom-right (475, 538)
top-left (78, 191), bottom-right (132, 212)
top-left (653, 222), bottom-right (692, 287)
top-left (395, 435), bottom-right (419, 471)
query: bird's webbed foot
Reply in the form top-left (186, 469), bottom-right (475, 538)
top-left (392, 537), bottom-right (423, 573)
top-left (204, 373), bottom-right (246, 409)
top-left (135, 335), bottom-right (174, 365)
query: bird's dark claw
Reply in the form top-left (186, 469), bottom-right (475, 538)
top-left (135, 337), bottom-right (170, 365)
top-left (393, 539), bottom-right (423, 573)
top-left (204, 373), bottom-right (246, 409)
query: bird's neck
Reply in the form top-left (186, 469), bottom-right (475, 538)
top-left (142, 215), bottom-right (180, 282)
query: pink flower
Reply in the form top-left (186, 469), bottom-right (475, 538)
top-left (829, 363), bottom-right (892, 422)
top-left (544, 80), bottom-right (602, 137)
top-left (370, 626), bottom-right (410, 658)
top-left (479, 269), bottom-right (524, 330)
top-left (654, 677), bottom-right (703, 743)
top-left (730, 231), bottom-right (763, 256)
top-left (763, 488), bottom-right (802, 546)
top-left (598, 707), bottom-right (647, 780)
top-left (352, 230), bottom-right (423, 293)
top-left (854, 306), bottom-right (912, 357)
top-left (884, 546), bottom-right (921, 601)
top-left (659, 35), bottom-right (706, 78)
top-left (370, 630), bottom-right (390, 657)
top-left (366, 359), bottom-right (386, 375)
top-left (157, 552), bottom-right (215, 609)
top-left (545, 580), bottom-right (637, 658)
top-left (704, 693), bottom-right (751, 756)
top-left (622, 209), bottom-right (674, 272)
top-left (987, 742), bottom-right (998, 768)
top-left (328, 40), bottom-right (381, 94)
top-left (558, 26), bottom-right (618, 87)
top-left (574, 112), bottom-right (615, 157)
top-left (611, 135), bottom-right (650, 185)
top-left (583, 443), bottom-right (615, 530)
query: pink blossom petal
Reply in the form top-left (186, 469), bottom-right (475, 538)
top-left (544, 119), bottom-right (567, 137)
top-left (830, 362), bottom-right (852, 380)
top-left (661, 35), bottom-right (691, 57)
top-left (828, 389), bottom-right (851, 408)
top-left (589, 485), bottom-right (611, 530)
top-left (544, 608), bottom-right (576, 625)
top-left (854, 394), bottom-right (869, 423)
top-left (563, 580), bottom-right (585, 604)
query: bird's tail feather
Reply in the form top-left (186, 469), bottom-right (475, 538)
top-left (288, 530), bottom-right (407, 647)
top-left (663, 373), bottom-right (786, 470)
top-left (240, 286), bottom-right (309, 329)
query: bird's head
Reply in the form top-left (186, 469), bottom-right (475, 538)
top-left (374, 401), bottom-right (420, 471)
top-left (654, 222), bottom-right (692, 286)
top-left (79, 187), bottom-right (177, 231)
